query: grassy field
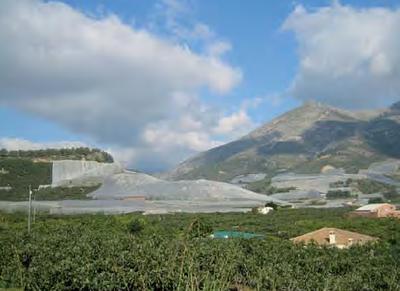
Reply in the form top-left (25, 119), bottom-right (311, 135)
top-left (1, 208), bottom-right (400, 290)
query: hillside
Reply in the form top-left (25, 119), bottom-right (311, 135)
top-left (166, 101), bottom-right (400, 182)
top-left (0, 148), bottom-right (113, 200)
top-left (0, 147), bottom-right (114, 163)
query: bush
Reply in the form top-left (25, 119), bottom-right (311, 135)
top-left (265, 202), bottom-right (278, 210)
top-left (326, 190), bottom-right (352, 199)
top-left (186, 218), bottom-right (212, 239)
top-left (356, 179), bottom-right (394, 194)
top-left (128, 218), bottom-right (145, 235)
top-left (368, 197), bottom-right (385, 204)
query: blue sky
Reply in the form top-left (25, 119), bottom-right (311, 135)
top-left (1, 0), bottom-right (400, 170)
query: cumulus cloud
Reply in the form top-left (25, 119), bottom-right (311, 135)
top-left (0, 138), bottom-right (87, 151)
top-left (0, 0), bottom-right (244, 170)
top-left (152, 0), bottom-right (232, 58)
top-left (213, 110), bottom-right (254, 136)
top-left (283, 3), bottom-right (400, 109)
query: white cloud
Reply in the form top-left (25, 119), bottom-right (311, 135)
top-left (207, 41), bottom-right (232, 58)
top-left (153, 0), bottom-right (232, 59)
top-left (213, 110), bottom-right (254, 136)
top-left (283, 3), bottom-right (400, 109)
top-left (0, 138), bottom-right (87, 151)
top-left (144, 126), bottom-right (222, 152)
top-left (0, 0), bottom-right (243, 170)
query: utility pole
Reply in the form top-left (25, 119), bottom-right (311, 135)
top-left (28, 185), bottom-right (32, 233)
top-left (33, 188), bottom-right (36, 224)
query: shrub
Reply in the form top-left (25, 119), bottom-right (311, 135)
top-left (326, 190), bottom-right (351, 199)
top-left (128, 218), bottom-right (145, 235)
top-left (186, 218), bottom-right (212, 239)
top-left (265, 202), bottom-right (278, 210)
top-left (368, 197), bottom-right (385, 204)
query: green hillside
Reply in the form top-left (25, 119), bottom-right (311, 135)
top-left (0, 148), bottom-right (112, 201)
top-left (0, 158), bottom-right (51, 195)
top-left (0, 147), bottom-right (113, 163)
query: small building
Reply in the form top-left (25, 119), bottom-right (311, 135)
top-left (349, 203), bottom-right (400, 218)
top-left (290, 227), bottom-right (377, 249)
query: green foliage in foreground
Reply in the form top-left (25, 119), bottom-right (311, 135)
top-left (1, 208), bottom-right (400, 290)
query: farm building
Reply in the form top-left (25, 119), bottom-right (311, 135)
top-left (290, 227), bottom-right (377, 249)
top-left (349, 203), bottom-right (400, 218)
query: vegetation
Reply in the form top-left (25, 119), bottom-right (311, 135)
top-left (0, 185), bottom-right (100, 201)
top-left (0, 148), bottom-right (112, 201)
top-left (246, 178), bottom-right (296, 195)
top-left (326, 190), bottom-right (352, 199)
top-left (0, 158), bottom-right (51, 197)
top-left (330, 178), bottom-right (353, 188)
top-left (368, 197), bottom-right (385, 204)
top-left (388, 172), bottom-right (400, 182)
top-left (355, 179), bottom-right (395, 194)
top-left (0, 156), bottom-right (100, 201)
top-left (0, 148), bottom-right (114, 163)
top-left (1, 208), bottom-right (400, 290)
top-left (128, 218), bottom-right (146, 235)
top-left (307, 199), bottom-right (327, 206)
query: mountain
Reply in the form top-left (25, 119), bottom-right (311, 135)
top-left (166, 101), bottom-right (400, 182)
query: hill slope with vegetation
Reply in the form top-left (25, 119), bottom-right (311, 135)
top-left (0, 147), bottom-right (113, 163)
top-left (167, 101), bottom-right (400, 182)
top-left (0, 148), bottom-right (112, 200)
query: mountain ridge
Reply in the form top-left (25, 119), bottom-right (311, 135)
top-left (166, 101), bottom-right (400, 182)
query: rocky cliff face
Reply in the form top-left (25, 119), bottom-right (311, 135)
top-left (166, 101), bottom-right (400, 182)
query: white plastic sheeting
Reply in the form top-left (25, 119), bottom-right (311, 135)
top-left (90, 171), bottom-right (284, 203)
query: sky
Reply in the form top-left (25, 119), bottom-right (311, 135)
top-left (1, 0), bottom-right (400, 171)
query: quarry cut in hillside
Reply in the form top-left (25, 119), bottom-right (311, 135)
top-left (52, 160), bottom-right (123, 187)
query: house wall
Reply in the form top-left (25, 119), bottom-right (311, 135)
top-left (350, 204), bottom-right (398, 218)
top-left (388, 211), bottom-right (400, 218)
top-left (377, 204), bottom-right (396, 217)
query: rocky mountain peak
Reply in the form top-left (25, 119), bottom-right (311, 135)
top-left (166, 101), bottom-right (400, 182)
top-left (245, 101), bottom-right (354, 141)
